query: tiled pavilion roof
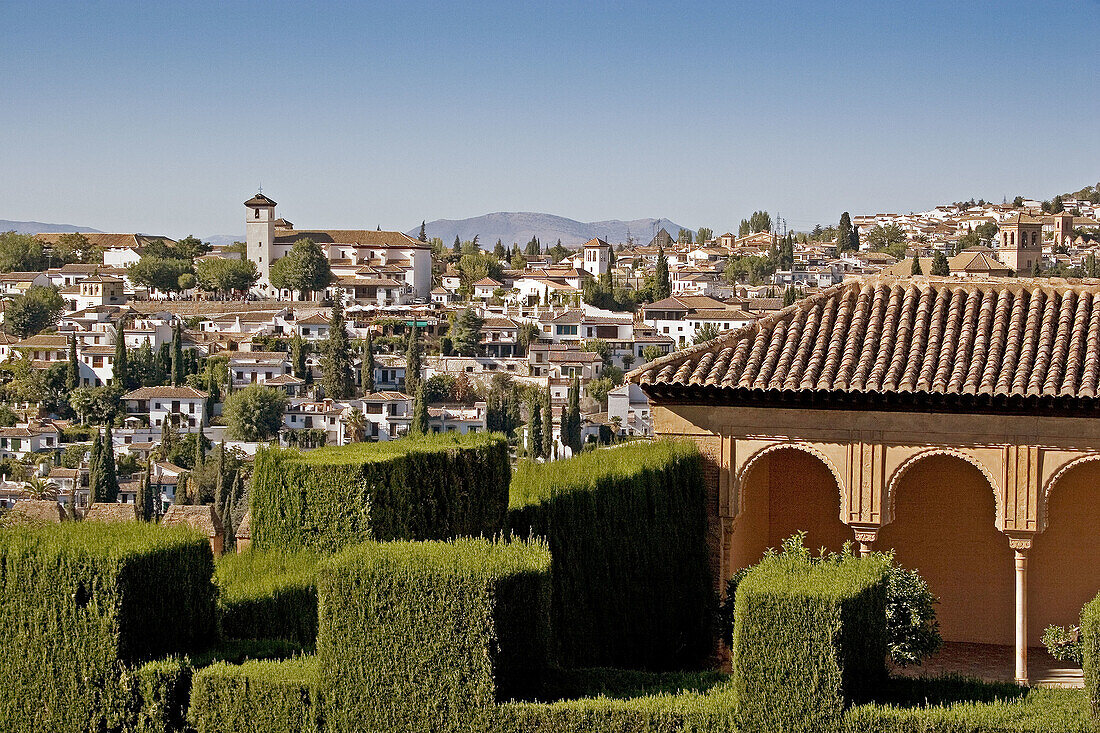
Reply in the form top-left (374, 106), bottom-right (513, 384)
top-left (632, 276), bottom-right (1100, 412)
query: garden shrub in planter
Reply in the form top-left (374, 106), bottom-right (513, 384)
top-left (508, 439), bottom-right (712, 670)
top-left (250, 432), bottom-right (510, 551)
top-left (0, 522), bottom-right (216, 732)
top-left (316, 537), bottom-right (551, 733)
top-left (731, 536), bottom-right (890, 733)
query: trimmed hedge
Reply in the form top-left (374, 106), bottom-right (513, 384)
top-left (251, 433), bottom-right (510, 551)
top-left (316, 537), bottom-right (552, 733)
top-left (216, 548), bottom-right (322, 649)
top-left (732, 550), bottom-right (890, 733)
top-left (0, 522), bottom-right (216, 732)
top-left (1083, 591), bottom-right (1100, 721)
top-left (189, 657), bottom-right (319, 733)
top-left (508, 440), bottom-right (712, 670)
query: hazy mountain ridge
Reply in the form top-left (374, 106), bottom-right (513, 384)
top-left (0, 220), bottom-right (103, 235)
top-left (407, 212), bottom-right (691, 248)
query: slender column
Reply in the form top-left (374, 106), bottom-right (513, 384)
top-left (1009, 537), bottom-right (1032, 685)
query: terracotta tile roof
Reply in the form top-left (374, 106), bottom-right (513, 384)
top-left (10, 500), bottom-right (65, 523)
top-left (85, 503), bottom-right (139, 522)
top-left (273, 230), bottom-right (427, 249)
top-left (235, 509), bottom-right (251, 540)
top-left (632, 276), bottom-right (1100, 409)
top-left (161, 504), bottom-right (224, 537)
top-left (122, 386), bottom-right (207, 400)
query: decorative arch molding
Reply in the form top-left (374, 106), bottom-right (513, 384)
top-left (1038, 452), bottom-right (1100, 532)
top-left (883, 448), bottom-right (1002, 527)
top-left (735, 441), bottom-right (845, 519)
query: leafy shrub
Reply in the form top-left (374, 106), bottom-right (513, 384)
top-left (508, 440), bottom-right (711, 670)
top-left (216, 548), bottom-right (322, 649)
top-left (251, 432), bottom-right (510, 551)
top-left (731, 535), bottom-right (890, 733)
top-left (718, 535), bottom-right (941, 668)
top-left (1042, 624), bottom-right (1083, 665)
top-left (0, 522), bottom-right (216, 731)
top-left (189, 657), bottom-right (319, 733)
top-left (316, 537), bottom-right (551, 733)
top-left (1083, 591), bottom-right (1100, 720)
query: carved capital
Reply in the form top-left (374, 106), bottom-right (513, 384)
top-left (1004, 531), bottom-right (1034, 552)
top-left (849, 524), bottom-right (880, 545)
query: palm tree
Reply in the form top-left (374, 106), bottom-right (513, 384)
top-left (23, 476), bottom-right (59, 501)
top-left (345, 407), bottom-right (367, 443)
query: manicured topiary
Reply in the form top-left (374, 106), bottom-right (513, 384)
top-left (0, 522), bottom-right (216, 732)
top-left (251, 433), bottom-right (510, 551)
top-left (1083, 591), bottom-right (1100, 720)
top-left (316, 537), bottom-right (551, 733)
top-left (188, 657), bottom-right (319, 733)
top-left (508, 440), bottom-right (712, 670)
top-left (216, 548), bottom-right (322, 649)
top-left (731, 536), bottom-right (890, 733)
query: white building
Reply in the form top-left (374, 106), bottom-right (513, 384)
top-left (122, 386), bottom-right (208, 430)
top-left (244, 193), bottom-right (432, 299)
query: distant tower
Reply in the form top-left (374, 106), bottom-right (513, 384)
top-left (997, 213), bottom-right (1043, 274)
top-left (581, 238), bottom-right (611, 278)
top-left (245, 192), bottom-right (277, 288)
top-left (1051, 211), bottom-right (1074, 248)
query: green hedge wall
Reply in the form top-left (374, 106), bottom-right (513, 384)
top-left (316, 538), bottom-right (552, 733)
top-left (0, 522), bottom-right (216, 732)
top-left (507, 440), bottom-right (712, 670)
top-left (216, 549), bottom-right (322, 649)
top-left (1083, 591), bottom-right (1100, 721)
top-left (188, 657), bottom-right (319, 733)
top-left (251, 433), bottom-right (510, 551)
top-left (731, 550), bottom-right (889, 733)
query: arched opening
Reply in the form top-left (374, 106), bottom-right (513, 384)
top-left (1030, 459), bottom-right (1100, 643)
top-left (729, 447), bottom-right (853, 573)
top-left (877, 454), bottom-right (1013, 645)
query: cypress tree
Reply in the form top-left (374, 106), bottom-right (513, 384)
top-left (418, 221), bottom-right (427, 243)
top-left (910, 256), bottom-right (923, 275)
top-left (171, 322), bottom-right (184, 386)
top-left (290, 333), bottom-right (308, 378)
top-left (206, 364), bottom-right (221, 415)
top-left (100, 425), bottom-right (119, 503)
top-left (405, 323), bottom-right (421, 396)
top-left (529, 400), bottom-right (543, 459)
top-left (540, 388), bottom-right (553, 458)
top-left (655, 245), bottom-right (671, 300)
top-left (931, 250), bottom-right (951, 276)
top-left (452, 236), bottom-right (461, 255)
top-left (67, 335), bottom-right (80, 390)
top-left (214, 440), bottom-right (227, 534)
top-left (411, 385), bottom-right (429, 435)
top-left (361, 332), bottom-right (375, 394)
top-left (563, 376), bottom-right (582, 454)
top-left (114, 319), bottom-right (129, 390)
top-left (87, 431), bottom-right (102, 502)
top-left (321, 297), bottom-right (353, 399)
top-left (837, 212), bottom-right (853, 253)
top-left (194, 415), bottom-right (206, 469)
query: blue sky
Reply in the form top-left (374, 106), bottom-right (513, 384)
top-left (1, 0), bottom-right (1097, 238)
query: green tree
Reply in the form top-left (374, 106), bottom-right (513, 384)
top-left (114, 319), bottom-right (130, 390)
top-left (642, 345), bottom-right (664, 363)
top-left (410, 385), bottom-right (429, 435)
top-left (405, 323), bottom-right (422, 396)
top-left (268, 238), bottom-right (332, 300)
top-left (693, 323), bottom-right (720, 344)
top-left (696, 227), bottom-right (713, 244)
top-left (655, 245), bottom-right (671, 300)
top-left (5, 285), bottom-right (65, 338)
top-left (541, 388), bottom-right (553, 458)
top-left (195, 258), bottom-right (259, 296)
top-left (127, 256), bottom-right (193, 293)
top-left (931, 250), bottom-right (950, 276)
top-left (53, 232), bottom-right (99, 263)
top-left (528, 399), bottom-right (543, 459)
top-left (493, 240), bottom-right (506, 260)
top-left (1086, 252), bottom-right (1100, 278)
top-left (677, 228), bottom-right (694, 246)
top-left (171, 235), bottom-right (212, 260)
top-left (224, 384), bottom-right (287, 441)
top-left (321, 298), bottom-right (354, 399)
top-left (361, 332), bottom-right (375, 393)
top-left (450, 308), bottom-right (484, 356)
top-left (1013, 195), bottom-right (1025, 207)
top-left (0, 232), bottom-right (48, 271)
top-left (94, 426), bottom-right (119, 503)
top-left (194, 415), bottom-right (206, 469)
top-left (171, 322), bottom-right (184, 386)
top-left (837, 212), bottom-right (854, 253)
top-left (910, 256), bottom-right (923, 275)
top-left (67, 335), bottom-right (80, 390)
top-left (206, 363), bottom-right (221, 415)
top-left (290, 333), bottom-right (309, 379)
top-left (517, 322), bottom-right (541, 355)
top-left (561, 376), bottom-right (582, 454)
top-left (418, 222), bottom-right (428, 243)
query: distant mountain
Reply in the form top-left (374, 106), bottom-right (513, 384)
top-left (201, 234), bottom-right (244, 247)
top-left (407, 212), bottom-right (692, 249)
top-left (0, 219), bottom-right (102, 235)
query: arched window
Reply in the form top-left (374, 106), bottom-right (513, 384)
top-left (254, 209), bottom-right (260, 219)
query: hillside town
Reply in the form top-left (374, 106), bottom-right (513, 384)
top-left (0, 186), bottom-right (1099, 515)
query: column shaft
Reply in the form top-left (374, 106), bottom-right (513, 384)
top-left (1014, 550), bottom-right (1028, 685)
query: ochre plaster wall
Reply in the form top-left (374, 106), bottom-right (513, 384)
top-left (1029, 460), bottom-right (1100, 641)
top-left (876, 455), bottom-right (1015, 645)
